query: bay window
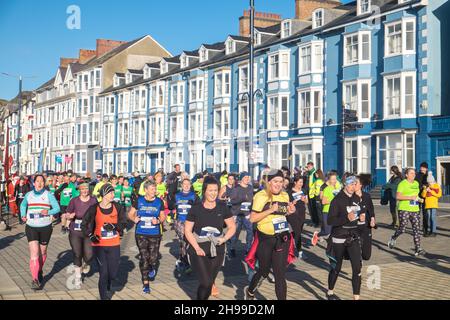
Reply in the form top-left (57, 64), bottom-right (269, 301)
top-left (268, 51), bottom-right (290, 81)
top-left (268, 95), bottom-right (289, 129)
top-left (383, 72), bottom-right (416, 118)
top-left (343, 80), bottom-right (371, 121)
top-left (269, 143), bottom-right (289, 169)
top-left (214, 71), bottom-right (231, 97)
top-left (385, 18), bottom-right (416, 57)
top-left (239, 65), bottom-right (249, 93)
top-left (299, 88), bottom-right (322, 126)
top-left (214, 108), bottom-right (230, 139)
top-left (345, 137), bottom-right (371, 174)
top-left (189, 78), bottom-right (204, 102)
top-left (377, 133), bottom-right (415, 170)
top-left (344, 31), bottom-right (371, 66)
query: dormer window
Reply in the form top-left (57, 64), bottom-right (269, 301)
top-left (226, 39), bottom-right (235, 55)
top-left (254, 31), bottom-right (262, 46)
top-left (199, 47), bottom-right (208, 62)
top-left (282, 20), bottom-right (291, 38)
top-left (313, 9), bottom-right (324, 29)
top-left (126, 73), bottom-right (132, 84)
top-left (180, 55), bottom-right (188, 69)
top-left (358, 0), bottom-right (371, 15)
top-left (143, 67), bottom-right (149, 79)
top-left (160, 61), bottom-right (168, 74)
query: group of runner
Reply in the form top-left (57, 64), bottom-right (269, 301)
top-left (16, 161), bottom-right (432, 300)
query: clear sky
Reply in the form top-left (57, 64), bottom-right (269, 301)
top-left (0, 0), bottom-right (351, 100)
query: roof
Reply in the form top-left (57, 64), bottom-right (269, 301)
top-left (100, 0), bottom-right (423, 95)
top-left (127, 69), bottom-right (143, 74)
top-left (115, 73), bottom-right (125, 77)
top-left (58, 67), bottom-right (67, 81)
top-left (69, 62), bottom-right (84, 75)
top-left (183, 50), bottom-right (199, 57)
top-left (164, 55), bottom-right (181, 63)
top-left (36, 77), bottom-right (55, 91)
top-left (202, 42), bottom-right (225, 51)
top-left (229, 35), bottom-right (250, 42)
top-left (145, 62), bottom-right (160, 68)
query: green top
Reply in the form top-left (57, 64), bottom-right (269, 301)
top-left (122, 186), bottom-right (133, 207)
top-left (322, 184), bottom-right (341, 213)
top-left (193, 181), bottom-right (203, 198)
top-left (397, 179), bottom-right (420, 212)
top-left (60, 182), bottom-right (79, 206)
top-left (113, 185), bottom-right (123, 203)
top-left (48, 185), bottom-right (56, 194)
top-left (156, 183), bottom-right (167, 199)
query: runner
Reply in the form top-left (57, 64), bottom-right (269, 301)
top-left (287, 175), bottom-right (308, 258)
top-left (326, 176), bottom-right (363, 300)
top-left (192, 174), bottom-right (204, 198)
top-left (121, 178), bottom-right (133, 211)
top-left (228, 172), bottom-right (254, 258)
top-left (218, 174), bottom-right (235, 204)
top-left (20, 174), bottom-right (61, 290)
top-left (128, 180), bottom-right (166, 294)
top-left (245, 169), bottom-right (296, 300)
top-left (56, 173), bottom-right (79, 233)
top-left (46, 176), bottom-right (56, 195)
top-left (93, 174), bottom-right (109, 201)
top-left (184, 176), bottom-right (236, 300)
top-left (354, 176), bottom-right (376, 261)
top-left (65, 181), bottom-right (98, 288)
top-left (388, 168), bottom-right (426, 256)
top-left (110, 175), bottom-right (123, 204)
top-left (81, 184), bottom-right (127, 300)
top-left (313, 171), bottom-right (341, 245)
top-left (171, 178), bottom-right (199, 275)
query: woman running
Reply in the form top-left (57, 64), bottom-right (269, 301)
top-left (65, 181), bottom-right (98, 288)
top-left (172, 178), bottom-right (199, 274)
top-left (326, 176), bottom-right (364, 300)
top-left (121, 178), bottom-right (133, 212)
top-left (128, 180), bottom-right (166, 294)
top-left (388, 168), bottom-right (426, 256)
top-left (184, 176), bottom-right (236, 300)
top-left (245, 169), bottom-right (296, 300)
top-left (81, 184), bottom-right (127, 300)
top-left (20, 174), bottom-right (60, 290)
top-left (287, 175), bottom-right (308, 258)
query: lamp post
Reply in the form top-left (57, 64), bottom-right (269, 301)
top-left (238, 0), bottom-right (264, 178)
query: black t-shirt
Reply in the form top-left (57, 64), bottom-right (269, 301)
top-left (328, 191), bottom-right (361, 238)
top-left (186, 201), bottom-right (232, 256)
top-left (287, 188), bottom-right (307, 217)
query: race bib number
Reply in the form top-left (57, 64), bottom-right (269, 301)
top-left (74, 219), bottom-right (82, 231)
top-left (100, 226), bottom-right (117, 239)
top-left (292, 192), bottom-right (304, 201)
top-left (28, 210), bottom-right (51, 224)
top-left (409, 200), bottom-right (419, 206)
top-left (114, 197), bottom-right (121, 203)
top-left (177, 204), bottom-right (191, 216)
top-left (272, 216), bottom-right (289, 234)
top-left (347, 205), bottom-right (361, 219)
top-left (240, 202), bottom-right (251, 213)
top-left (125, 198), bottom-right (131, 204)
top-left (199, 227), bottom-right (221, 238)
top-left (140, 217), bottom-right (157, 229)
top-left (63, 188), bottom-right (72, 197)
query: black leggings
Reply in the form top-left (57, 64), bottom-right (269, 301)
top-left (308, 196), bottom-right (320, 225)
top-left (358, 225), bottom-right (372, 261)
top-left (93, 246), bottom-right (120, 300)
top-left (135, 234), bottom-right (162, 282)
top-left (328, 239), bottom-right (362, 295)
top-left (69, 232), bottom-right (93, 267)
top-left (287, 212), bottom-right (305, 251)
top-left (188, 251), bottom-right (224, 300)
top-left (248, 232), bottom-right (290, 300)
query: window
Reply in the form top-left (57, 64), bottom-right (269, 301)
top-left (81, 123), bottom-right (87, 144)
top-left (199, 48), bottom-right (208, 62)
top-left (344, 31), bottom-right (371, 65)
top-left (282, 20), bottom-right (291, 38)
top-left (189, 78), bottom-right (204, 102)
top-left (90, 70), bottom-right (94, 89)
top-left (239, 103), bottom-right (249, 136)
top-left (343, 80), bottom-right (371, 121)
top-left (377, 133), bottom-right (414, 169)
top-left (158, 84), bottom-right (164, 106)
top-left (345, 139), bottom-right (358, 173)
top-left (181, 55), bottom-right (188, 68)
top-left (313, 9), bottom-right (324, 29)
top-left (93, 122), bottom-right (99, 142)
top-left (214, 108), bottom-right (230, 139)
top-left (299, 89), bottom-right (322, 126)
top-left (384, 72), bottom-right (415, 118)
top-left (214, 71), bottom-right (231, 97)
top-left (268, 95), bottom-right (289, 129)
top-left (226, 40), bottom-right (235, 55)
top-left (239, 65), bottom-right (249, 93)
top-left (300, 46), bottom-right (311, 74)
top-left (83, 74), bottom-right (89, 91)
top-left (95, 69), bottom-right (101, 87)
top-left (385, 19), bottom-right (416, 57)
top-left (268, 52), bottom-right (289, 81)
top-left (345, 137), bottom-right (371, 174)
top-left (189, 112), bottom-right (203, 140)
top-left (358, 0), bottom-right (371, 15)
top-left (171, 84), bottom-right (178, 105)
top-left (214, 147), bottom-right (229, 172)
top-left (269, 143), bottom-right (289, 169)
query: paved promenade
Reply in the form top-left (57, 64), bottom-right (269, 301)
top-left (1, 205), bottom-right (449, 300)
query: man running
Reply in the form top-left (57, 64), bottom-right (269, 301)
top-left (56, 172), bottom-right (79, 233)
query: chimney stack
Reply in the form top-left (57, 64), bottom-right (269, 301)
top-left (79, 49), bottom-right (96, 64)
top-left (60, 58), bottom-right (78, 68)
top-left (239, 10), bottom-right (282, 37)
top-left (295, 0), bottom-right (341, 20)
top-left (96, 39), bottom-right (127, 57)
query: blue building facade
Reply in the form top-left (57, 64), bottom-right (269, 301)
top-left (99, 0), bottom-right (449, 188)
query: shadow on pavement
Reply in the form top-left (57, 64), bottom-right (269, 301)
top-left (42, 249), bottom-right (73, 288)
top-left (0, 232), bottom-right (26, 251)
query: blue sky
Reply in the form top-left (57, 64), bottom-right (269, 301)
top-left (0, 0), bottom-right (351, 100)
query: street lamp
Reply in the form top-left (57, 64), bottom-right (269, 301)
top-left (237, 0), bottom-right (265, 178)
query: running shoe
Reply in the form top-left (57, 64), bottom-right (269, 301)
top-left (299, 251), bottom-right (305, 260)
top-left (267, 273), bottom-right (275, 284)
top-left (387, 236), bottom-right (396, 249)
top-left (31, 279), bottom-right (41, 290)
top-left (244, 286), bottom-right (255, 300)
top-left (211, 283), bottom-right (219, 297)
top-left (38, 271), bottom-right (43, 283)
top-left (142, 284), bottom-right (151, 294)
top-left (148, 269), bottom-right (156, 280)
top-left (311, 231), bottom-right (319, 246)
top-left (74, 275), bottom-right (82, 289)
top-left (166, 215), bottom-right (173, 225)
top-left (326, 293), bottom-right (340, 300)
top-left (415, 248), bottom-right (426, 256)
top-left (82, 263), bottom-right (91, 275)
